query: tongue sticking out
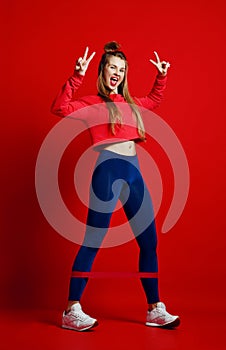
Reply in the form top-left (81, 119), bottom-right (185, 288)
top-left (110, 77), bottom-right (118, 87)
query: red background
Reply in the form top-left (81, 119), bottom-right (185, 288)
top-left (1, 0), bottom-right (226, 347)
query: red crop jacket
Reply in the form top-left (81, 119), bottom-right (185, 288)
top-left (51, 71), bottom-right (167, 147)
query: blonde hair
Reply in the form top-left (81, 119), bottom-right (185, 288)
top-left (97, 41), bottom-right (145, 140)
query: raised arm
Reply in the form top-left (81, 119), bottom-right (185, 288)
top-left (135, 51), bottom-right (170, 110)
top-left (51, 47), bottom-right (96, 117)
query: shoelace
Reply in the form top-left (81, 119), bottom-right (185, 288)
top-left (149, 307), bottom-right (165, 315)
top-left (70, 310), bottom-right (89, 321)
top-left (155, 308), bottom-right (173, 319)
top-left (156, 308), bottom-right (167, 314)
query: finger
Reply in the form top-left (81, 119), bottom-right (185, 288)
top-left (75, 57), bottom-right (83, 70)
top-left (162, 63), bottom-right (171, 75)
top-left (150, 59), bottom-right (157, 66)
top-left (163, 62), bottom-right (170, 70)
top-left (154, 51), bottom-right (160, 63)
top-left (161, 61), bottom-right (167, 69)
top-left (83, 46), bottom-right (89, 60)
top-left (87, 51), bottom-right (96, 64)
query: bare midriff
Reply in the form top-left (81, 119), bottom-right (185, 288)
top-left (103, 140), bottom-right (136, 156)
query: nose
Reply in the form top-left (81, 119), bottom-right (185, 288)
top-left (115, 68), bottom-right (120, 76)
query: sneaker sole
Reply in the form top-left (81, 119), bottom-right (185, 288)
top-left (62, 320), bottom-right (98, 332)
top-left (146, 317), bottom-right (180, 328)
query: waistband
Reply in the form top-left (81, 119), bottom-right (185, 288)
top-left (96, 149), bottom-right (139, 168)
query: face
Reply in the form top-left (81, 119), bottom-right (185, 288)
top-left (103, 55), bottom-right (126, 94)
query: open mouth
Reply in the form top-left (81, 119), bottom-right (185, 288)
top-left (110, 76), bottom-right (119, 87)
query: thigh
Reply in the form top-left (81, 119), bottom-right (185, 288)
top-left (83, 157), bottom-right (123, 247)
top-left (120, 172), bottom-right (155, 239)
top-left (88, 157), bottom-right (123, 224)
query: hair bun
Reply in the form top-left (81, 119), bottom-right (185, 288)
top-left (104, 41), bottom-right (121, 53)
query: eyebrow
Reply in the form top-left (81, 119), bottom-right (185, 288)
top-left (108, 63), bottom-right (126, 70)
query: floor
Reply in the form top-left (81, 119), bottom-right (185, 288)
top-left (1, 301), bottom-right (225, 350)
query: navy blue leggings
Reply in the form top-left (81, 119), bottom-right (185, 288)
top-left (68, 150), bottom-right (159, 304)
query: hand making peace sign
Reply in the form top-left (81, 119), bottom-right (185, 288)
top-left (74, 47), bottom-right (169, 76)
top-left (75, 47), bottom-right (96, 76)
top-left (150, 51), bottom-right (170, 76)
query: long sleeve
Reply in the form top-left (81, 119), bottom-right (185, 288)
top-left (134, 74), bottom-right (167, 110)
top-left (51, 72), bottom-right (90, 117)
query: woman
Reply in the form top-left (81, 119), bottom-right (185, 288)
top-left (51, 41), bottom-right (180, 331)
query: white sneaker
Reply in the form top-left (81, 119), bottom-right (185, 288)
top-left (62, 303), bottom-right (98, 331)
top-left (146, 302), bottom-right (180, 328)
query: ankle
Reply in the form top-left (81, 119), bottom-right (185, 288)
top-left (148, 302), bottom-right (159, 311)
top-left (66, 301), bottom-right (79, 312)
